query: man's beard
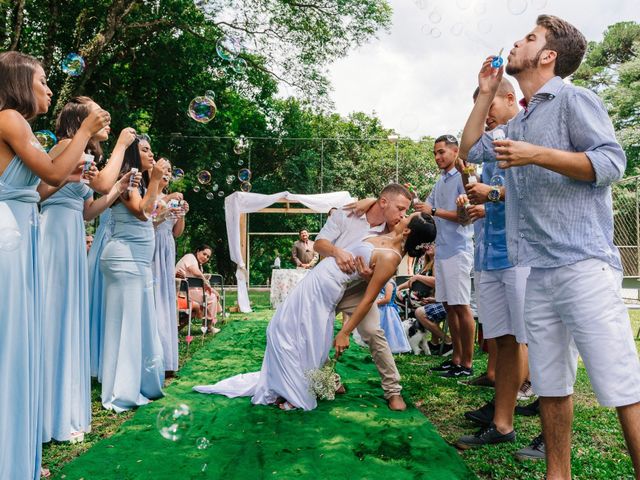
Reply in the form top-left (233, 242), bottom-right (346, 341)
top-left (506, 48), bottom-right (543, 76)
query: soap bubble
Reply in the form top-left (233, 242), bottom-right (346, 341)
top-left (196, 437), bottom-right (210, 450)
top-left (144, 355), bottom-right (163, 373)
top-left (206, 192), bottom-right (214, 200)
top-left (231, 57), bottom-right (247, 74)
top-left (429, 27), bottom-right (441, 38)
top-left (490, 175), bottom-right (505, 187)
top-left (475, 2), bottom-right (487, 14)
top-left (429, 10), bottom-right (442, 24)
top-left (507, 0), bottom-right (528, 15)
top-left (172, 168), bottom-right (184, 180)
top-left (212, 183), bottom-right (219, 192)
top-left (61, 53), bottom-right (85, 77)
top-left (188, 96), bottom-right (217, 123)
top-left (233, 136), bottom-right (249, 155)
top-left (237, 159), bottom-right (243, 166)
top-left (238, 169), bottom-right (252, 182)
top-left (156, 404), bottom-right (193, 441)
top-left (197, 170), bottom-right (212, 185)
top-left (0, 228), bottom-right (21, 252)
top-left (215, 36), bottom-right (241, 61)
top-left (213, 68), bottom-right (226, 79)
top-left (450, 23), bottom-right (464, 36)
top-left (34, 130), bottom-right (57, 152)
top-left (193, 185), bottom-right (201, 193)
top-left (225, 175), bottom-right (234, 185)
top-left (240, 181), bottom-right (252, 192)
top-left (456, 0), bottom-right (472, 9)
top-left (217, 191), bottom-right (225, 197)
top-left (213, 161), bottom-right (221, 169)
top-left (205, 90), bottom-right (215, 99)
top-left (477, 19), bottom-right (492, 34)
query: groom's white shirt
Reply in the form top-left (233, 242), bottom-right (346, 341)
top-left (316, 208), bottom-right (386, 248)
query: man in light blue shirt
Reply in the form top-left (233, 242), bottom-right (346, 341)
top-left (416, 135), bottom-right (475, 378)
top-left (460, 15), bottom-right (640, 479)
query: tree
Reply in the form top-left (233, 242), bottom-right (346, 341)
top-left (573, 21), bottom-right (640, 175)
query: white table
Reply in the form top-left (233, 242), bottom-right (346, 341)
top-left (270, 268), bottom-right (310, 308)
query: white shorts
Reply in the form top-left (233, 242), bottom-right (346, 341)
top-left (434, 251), bottom-right (473, 306)
top-left (477, 266), bottom-right (530, 344)
top-left (525, 258), bottom-right (640, 407)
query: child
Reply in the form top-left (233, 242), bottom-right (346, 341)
top-left (377, 279), bottom-right (411, 354)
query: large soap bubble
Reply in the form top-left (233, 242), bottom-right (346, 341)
top-left (34, 130), bottom-right (57, 152)
top-left (240, 181), bottom-right (252, 192)
top-left (61, 53), bottom-right (85, 77)
top-left (197, 170), bottom-right (212, 185)
top-left (0, 228), bottom-right (21, 252)
top-left (216, 36), bottom-right (242, 61)
top-left (156, 404), bottom-right (193, 441)
top-left (188, 96), bottom-right (217, 123)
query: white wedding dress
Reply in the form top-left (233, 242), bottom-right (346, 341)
top-left (193, 241), bottom-right (375, 411)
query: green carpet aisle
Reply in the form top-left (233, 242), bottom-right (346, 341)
top-left (56, 318), bottom-right (475, 480)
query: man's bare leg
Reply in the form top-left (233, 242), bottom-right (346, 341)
top-left (616, 402), bottom-right (640, 478)
top-left (540, 395), bottom-right (573, 480)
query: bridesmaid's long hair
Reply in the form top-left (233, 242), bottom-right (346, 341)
top-left (55, 96), bottom-right (103, 161)
top-left (0, 51), bottom-right (42, 119)
top-left (120, 136), bottom-right (151, 198)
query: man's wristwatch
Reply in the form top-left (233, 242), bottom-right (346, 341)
top-left (488, 187), bottom-right (501, 202)
top-left (431, 207), bottom-right (437, 216)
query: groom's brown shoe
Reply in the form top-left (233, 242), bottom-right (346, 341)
top-left (387, 395), bottom-right (406, 411)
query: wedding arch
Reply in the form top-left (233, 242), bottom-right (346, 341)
top-left (224, 191), bottom-right (356, 312)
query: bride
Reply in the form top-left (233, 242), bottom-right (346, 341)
top-left (194, 212), bottom-right (436, 411)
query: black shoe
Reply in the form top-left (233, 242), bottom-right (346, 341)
top-left (427, 341), bottom-right (441, 354)
top-left (430, 360), bottom-right (456, 372)
top-left (459, 372), bottom-right (495, 388)
top-left (514, 433), bottom-right (545, 461)
top-left (438, 343), bottom-right (454, 356)
top-left (464, 400), bottom-right (495, 426)
top-left (456, 423), bottom-right (516, 449)
top-left (440, 365), bottom-right (473, 378)
top-left (515, 399), bottom-right (540, 417)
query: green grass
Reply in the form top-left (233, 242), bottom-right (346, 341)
top-left (51, 290), bottom-right (472, 480)
top-left (43, 292), bottom-right (640, 480)
top-left (394, 310), bottom-right (640, 480)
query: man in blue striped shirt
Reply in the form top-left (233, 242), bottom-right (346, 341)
top-left (460, 14), bottom-right (640, 480)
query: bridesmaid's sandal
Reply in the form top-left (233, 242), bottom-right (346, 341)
top-left (40, 468), bottom-right (51, 478)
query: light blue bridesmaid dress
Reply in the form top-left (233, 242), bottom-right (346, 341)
top-left (0, 155), bottom-right (44, 479)
top-left (88, 208), bottom-right (114, 380)
top-left (40, 182), bottom-right (93, 442)
top-left (152, 215), bottom-right (179, 372)
top-left (378, 280), bottom-right (411, 354)
top-left (100, 202), bottom-right (164, 412)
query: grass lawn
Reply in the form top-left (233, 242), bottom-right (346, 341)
top-left (43, 290), bottom-right (640, 479)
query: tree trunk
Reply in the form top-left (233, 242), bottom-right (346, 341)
top-left (9, 0), bottom-right (26, 50)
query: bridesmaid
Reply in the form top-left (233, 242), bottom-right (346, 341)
top-left (152, 188), bottom-right (188, 375)
top-left (100, 136), bottom-right (170, 412)
top-left (0, 51), bottom-right (109, 480)
top-left (37, 98), bottom-right (137, 443)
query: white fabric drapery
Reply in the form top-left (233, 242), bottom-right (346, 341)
top-left (224, 191), bottom-right (356, 312)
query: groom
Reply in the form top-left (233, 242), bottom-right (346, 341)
top-left (314, 183), bottom-right (412, 411)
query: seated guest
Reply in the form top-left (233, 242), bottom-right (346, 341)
top-left (85, 234), bottom-right (94, 253)
top-left (291, 229), bottom-right (318, 269)
top-left (176, 244), bottom-right (221, 332)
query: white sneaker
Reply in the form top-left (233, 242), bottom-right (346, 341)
top-left (210, 327), bottom-right (221, 334)
top-left (517, 380), bottom-right (535, 401)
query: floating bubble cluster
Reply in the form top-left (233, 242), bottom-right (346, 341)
top-left (34, 130), bottom-right (57, 152)
top-left (188, 96), bottom-right (217, 123)
top-left (61, 53), bottom-right (85, 77)
top-left (225, 175), bottom-right (235, 185)
top-left (156, 404), bottom-right (193, 441)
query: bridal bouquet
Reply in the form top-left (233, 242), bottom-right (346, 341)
top-left (305, 359), bottom-right (341, 401)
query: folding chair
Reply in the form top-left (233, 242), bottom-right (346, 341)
top-left (185, 277), bottom-right (209, 331)
top-left (175, 278), bottom-right (191, 330)
top-left (208, 274), bottom-right (225, 315)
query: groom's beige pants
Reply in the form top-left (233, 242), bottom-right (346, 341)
top-left (336, 282), bottom-right (402, 399)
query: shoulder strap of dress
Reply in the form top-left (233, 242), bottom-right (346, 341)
top-left (372, 247), bottom-right (402, 260)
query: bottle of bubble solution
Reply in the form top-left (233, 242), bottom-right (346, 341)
top-left (128, 167), bottom-right (138, 191)
top-left (80, 153), bottom-right (93, 184)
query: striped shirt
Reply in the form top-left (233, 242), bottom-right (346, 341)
top-left (468, 76), bottom-right (625, 270)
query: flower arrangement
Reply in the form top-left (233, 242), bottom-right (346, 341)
top-left (305, 358), bottom-right (341, 401)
